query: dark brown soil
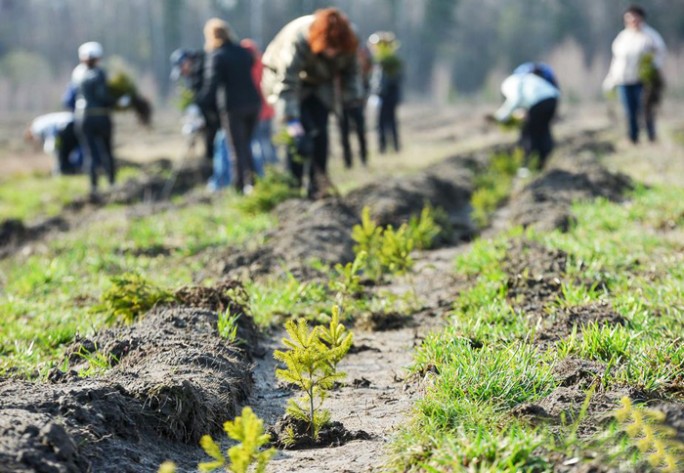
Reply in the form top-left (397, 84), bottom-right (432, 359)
top-left (0, 307), bottom-right (256, 473)
top-left (533, 303), bottom-right (626, 344)
top-left (268, 416), bottom-right (372, 450)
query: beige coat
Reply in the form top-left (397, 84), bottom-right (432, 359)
top-left (261, 15), bottom-right (362, 122)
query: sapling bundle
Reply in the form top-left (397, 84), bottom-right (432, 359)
top-left (273, 306), bottom-right (353, 440)
top-left (108, 71), bottom-right (153, 126)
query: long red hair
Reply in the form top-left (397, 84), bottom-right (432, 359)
top-left (308, 8), bottom-right (358, 54)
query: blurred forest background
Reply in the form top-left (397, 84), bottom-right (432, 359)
top-left (0, 0), bottom-right (682, 113)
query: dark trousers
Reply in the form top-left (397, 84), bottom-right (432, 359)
top-left (378, 98), bottom-right (399, 153)
top-left (618, 84), bottom-right (643, 144)
top-left (521, 97), bottom-right (557, 169)
top-left (340, 104), bottom-right (367, 167)
top-left (223, 106), bottom-right (259, 191)
top-left (288, 94), bottom-right (329, 195)
top-left (75, 114), bottom-right (114, 191)
top-left (57, 121), bottom-right (81, 174)
top-left (202, 109), bottom-right (220, 160)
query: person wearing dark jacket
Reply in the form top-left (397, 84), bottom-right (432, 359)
top-left (262, 8), bottom-right (363, 198)
top-left (198, 18), bottom-right (261, 194)
top-left (70, 41), bottom-right (116, 197)
top-left (170, 48), bottom-right (219, 160)
top-left (369, 32), bottom-right (402, 154)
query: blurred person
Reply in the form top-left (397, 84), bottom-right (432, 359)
top-left (603, 4), bottom-right (666, 143)
top-left (339, 43), bottom-right (372, 168)
top-left (24, 111), bottom-right (81, 175)
top-left (70, 41), bottom-right (118, 198)
top-left (369, 31), bottom-right (402, 154)
top-left (170, 48), bottom-right (220, 161)
top-left (241, 38), bottom-right (278, 176)
top-left (514, 62), bottom-right (559, 89)
top-left (262, 8), bottom-right (363, 198)
top-left (492, 67), bottom-right (560, 171)
top-left (197, 18), bottom-right (261, 194)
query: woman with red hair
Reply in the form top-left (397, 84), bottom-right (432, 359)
top-left (262, 8), bottom-right (363, 198)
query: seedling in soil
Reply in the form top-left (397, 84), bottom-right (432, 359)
top-left (238, 167), bottom-right (299, 214)
top-left (614, 397), bottom-right (684, 472)
top-left (329, 251), bottom-right (367, 299)
top-left (273, 306), bottom-right (353, 441)
top-left (406, 205), bottom-right (443, 250)
top-left (159, 407), bottom-right (274, 473)
top-left (92, 272), bottom-right (175, 324)
top-left (198, 406), bottom-right (275, 473)
top-left (217, 309), bottom-right (241, 343)
top-left (352, 207), bottom-right (384, 279)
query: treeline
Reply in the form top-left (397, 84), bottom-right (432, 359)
top-left (0, 0), bottom-right (682, 111)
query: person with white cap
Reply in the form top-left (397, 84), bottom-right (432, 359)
top-left (70, 41), bottom-right (116, 199)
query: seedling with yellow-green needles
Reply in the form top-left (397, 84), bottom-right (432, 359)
top-left (274, 305), bottom-right (353, 440)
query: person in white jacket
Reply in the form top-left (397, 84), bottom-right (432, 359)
top-left (494, 68), bottom-right (560, 170)
top-left (603, 4), bottom-right (666, 143)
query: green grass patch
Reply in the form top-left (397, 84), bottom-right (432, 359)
top-left (394, 184), bottom-right (684, 471)
top-left (471, 149), bottom-right (524, 228)
top-left (0, 192), bottom-right (274, 378)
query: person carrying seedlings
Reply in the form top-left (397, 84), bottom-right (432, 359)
top-left (170, 48), bottom-right (220, 161)
top-left (369, 31), bottom-right (402, 154)
top-left (492, 66), bottom-right (560, 172)
top-left (70, 41), bottom-right (120, 198)
top-left (603, 4), bottom-right (667, 144)
top-left (197, 18), bottom-right (262, 195)
top-left (261, 8), bottom-right (363, 199)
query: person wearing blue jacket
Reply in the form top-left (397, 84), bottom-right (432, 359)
top-left (494, 70), bottom-right (560, 170)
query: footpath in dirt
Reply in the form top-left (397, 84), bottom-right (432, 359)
top-left (0, 124), bottom-right (661, 473)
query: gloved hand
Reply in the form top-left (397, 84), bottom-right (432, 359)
top-left (117, 95), bottom-right (131, 108)
top-left (286, 119), bottom-right (305, 138)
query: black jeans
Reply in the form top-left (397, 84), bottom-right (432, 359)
top-left (340, 104), bottom-right (367, 167)
top-left (520, 97), bottom-right (557, 169)
top-left (223, 106), bottom-right (259, 191)
top-left (57, 121), bottom-right (81, 174)
top-left (75, 114), bottom-right (114, 191)
top-left (378, 97), bottom-right (399, 153)
top-left (201, 108), bottom-right (220, 160)
top-left (288, 94), bottom-right (329, 195)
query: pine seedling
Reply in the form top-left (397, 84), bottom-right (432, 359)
top-left (198, 406), bottom-right (275, 473)
top-left (329, 251), bottom-right (367, 299)
top-left (379, 224), bottom-right (414, 275)
top-left (157, 461), bottom-right (176, 473)
top-left (318, 305), bottom-right (353, 372)
top-left (93, 272), bottom-right (174, 324)
top-left (273, 313), bottom-right (352, 439)
top-left (406, 205), bottom-right (442, 250)
top-left (352, 207), bottom-right (384, 279)
top-left (614, 397), bottom-right (684, 472)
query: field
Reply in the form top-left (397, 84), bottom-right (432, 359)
top-left (0, 102), bottom-right (683, 473)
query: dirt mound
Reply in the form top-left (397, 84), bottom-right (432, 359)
top-left (0, 216), bottom-right (68, 258)
top-left (268, 415), bottom-right (372, 450)
top-left (0, 307), bottom-right (256, 473)
top-left (504, 239), bottom-right (568, 309)
top-left (505, 151), bottom-right (633, 232)
top-left (533, 303), bottom-right (626, 344)
top-left (345, 154), bottom-right (477, 242)
top-left (221, 198), bottom-right (359, 280)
